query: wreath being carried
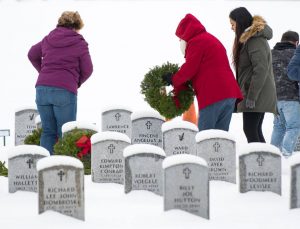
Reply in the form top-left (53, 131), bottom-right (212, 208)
top-left (140, 62), bottom-right (194, 119)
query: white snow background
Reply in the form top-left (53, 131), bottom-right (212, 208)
top-left (0, 0), bottom-right (300, 228)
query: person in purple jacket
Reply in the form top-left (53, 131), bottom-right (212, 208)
top-left (28, 11), bottom-right (93, 154)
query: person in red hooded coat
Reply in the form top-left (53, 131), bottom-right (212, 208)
top-left (163, 13), bottom-right (243, 131)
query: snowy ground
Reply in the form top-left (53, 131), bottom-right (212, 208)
top-left (0, 174), bottom-right (299, 229)
top-left (1, 0), bottom-right (300, 228)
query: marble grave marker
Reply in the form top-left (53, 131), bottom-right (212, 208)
top-left (131, 111), bottom-right (164, 148)
top-left (91, 131), bottom-right (131, 184)
top-left (8, 145), bottom-right (49, 193)
top-left (162, 120), bottom-right (198, 157)
top-left (239, 143), bottom-right (281, 195)
top-left (163, 154), bottom-right (209, 219)
top-left (15, 107), bottom-right (39, 145)
top-left (290, 154), bottom-right (300, 209)
top-left (196, 129), bottom-right (236, 183)
top-left (101, 106), bottom-right (132, 138)
top-left (37, 156), bottom-right (85, 220)
top-left (124, 144), bottom-right (165, 195)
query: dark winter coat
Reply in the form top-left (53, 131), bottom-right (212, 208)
top-left (28, 27), bottom-right (93, 94)
top-left (288, 45), bottom-right (300, 82)
top-left (272, 42), bottom-right (298, 101)
top-left (172, 14), bottom-right (243, 110)
top-left (236, 16), bottom-right (277, 114)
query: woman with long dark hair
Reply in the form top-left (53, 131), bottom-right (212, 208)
top-left (229, 7), bottom-right (277, 143)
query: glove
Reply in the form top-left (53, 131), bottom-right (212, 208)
top-left (172, 85), bottom-right (189, 109)
top-left (162, 72), bottom-right (173, 86)
top-left (245, 99), bottom-right (255, 109)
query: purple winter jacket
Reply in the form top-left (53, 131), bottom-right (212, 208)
top-left (28, 27), bottom-right (93, 94)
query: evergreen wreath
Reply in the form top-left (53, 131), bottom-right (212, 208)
top-left (0, 161), bottom-right (8, 177)
top-left (24, 128), bottom-right (42, 146)
top-left (140, 62), bottom-right (194, 119)
top-left (54, 128), bottom-right (96, 175)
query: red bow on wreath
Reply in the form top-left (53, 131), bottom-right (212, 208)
top-left (172, 84), bottom-right (189, 108)
top-left (76, 135), bottom-right (91, 159)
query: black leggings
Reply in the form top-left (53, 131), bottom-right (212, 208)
top-left (243, 112), bottom-right (266, 143)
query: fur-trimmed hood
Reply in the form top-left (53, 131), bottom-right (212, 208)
top-left (240, 15), bottom-right (273, 43)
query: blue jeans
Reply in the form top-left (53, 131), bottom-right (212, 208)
top-left (198, 98), bottom-right (236, 131)
top-left (36, 86), bottom-right (77, 154)
top-left (271, 101), bottom-right (300, 156)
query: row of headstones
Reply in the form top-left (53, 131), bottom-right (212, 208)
top-left (12, 107), bottom-right (300, 220)
top-left (7, 137), bottom-right (300, 220)
top-left (13, 107), bottom-right (274, 185)
top-left (15, 106), bottom-right (300, 150)
top-left (33, 111), bottom-right (242, 185)
top-left (56, 119), bottom-right (282, 196)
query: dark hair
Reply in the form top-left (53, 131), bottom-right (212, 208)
top-left (281, 31), bottom-right (299, 42)
top-left (229, 7), bottom-right (253, 72)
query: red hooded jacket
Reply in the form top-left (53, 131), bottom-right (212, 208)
top-left (172, 14), bottom-right (243, 110)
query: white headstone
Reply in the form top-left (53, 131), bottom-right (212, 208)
top-left (37, 156), bottom-right (85, 220)
top-left (239, 143), bottom-right (281, 195)
top-left (162, 120), bottom-right (198, 156)
top-left (163, 154), bottom-right (209, 219)
top-left (123, 144), bottom-right (165, 195)
top-left (290, 154), bottom-right (300, 209)
top-left (131, 110), bottom-right (164, 148)
top-left (196, 130), bottom-right (236, 183)
top-left (101, 106), bottom-right (132, 138)
top-left (8, 145), bottom-right (49, 193)
top-left (15, 107), bottom-right (39, 145)
top-left (91, 131), bottom-right (131, 184)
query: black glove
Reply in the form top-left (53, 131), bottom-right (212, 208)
top-left (245, 99), bottom-right (255, 109)
top-left (162, 72), bottom-right (173, 86)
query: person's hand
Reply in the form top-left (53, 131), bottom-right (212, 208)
top-left (245, 99), bottom-right (255, 109)
top-left (162, 72), bottom-right (173, 86)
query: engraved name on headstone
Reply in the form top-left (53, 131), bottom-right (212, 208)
top-left (8, 145), bottom-right (49, 193)
top-left (37, 156), bottom-right (85, 220)
top-left (239, 143), bottom-right (281, 195)
top-left (91, 131), bottom-right (131, 184)
top-left (162, 120), bottom-right (198, 157)
top-left (101, 106), bottom-right (132, 138)
top-left (290, 154), bottom-right (300, 209)
top-left (163, 154), bottom-right (209, 219)
top-left (124, 144), bottom-right (165, 195)
top-left (15, 107), bottom-right (39, 145)
top-left (196, 129), bottom-right (236, 183)
top-left (131, 111), bottom-right (164, 148)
